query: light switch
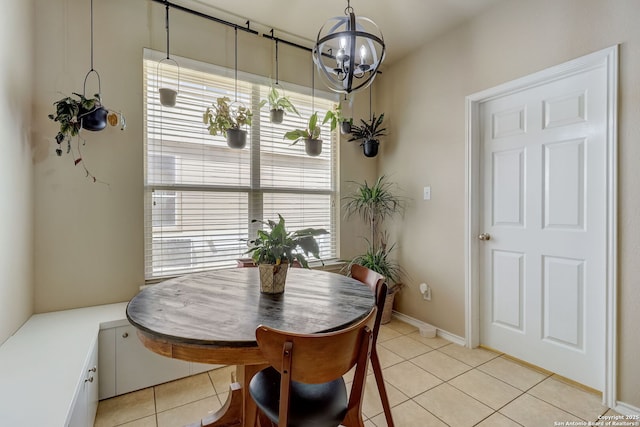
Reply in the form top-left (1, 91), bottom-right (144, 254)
top-left (423, 186), bottom-right (431, 200)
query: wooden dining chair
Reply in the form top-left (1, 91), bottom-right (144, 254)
top-left (249, 308), bottom-right (377, 427)
top-left (350, 263), bottom-right (395, 427)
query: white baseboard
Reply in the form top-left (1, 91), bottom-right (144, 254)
top-left (613, 401), bottom-right (640, 416)
top-left (391, 311), bottom-right (465, 346)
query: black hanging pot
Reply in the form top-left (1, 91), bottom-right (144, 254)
top-left (80, 69), bottom-right (108, 131)
top-left (362, 139), bottom-right (379, 158)
top-left (340, 121), bottom-right (352, 135)
top-left (80, 104), bottom-right (108, 131)
top-left (270, 109), bottom-right (284, 124)
top-left (305, 138), bottom-right (323, 157)
top-left (227, 128), bottom-right (247, 149)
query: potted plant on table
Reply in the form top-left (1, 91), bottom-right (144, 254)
top-left (259, 85), bottom-right (300, 124)
top-left (283, 112), bottom-right (324, 157)
top-left (203, 96), bottom-right (253, 149)
top-left (246, 214), bottom-right (328, 294)
top-left (348, 113), bottom-right (386, 158)
top-left (343, 175), bottom-right (406, 323)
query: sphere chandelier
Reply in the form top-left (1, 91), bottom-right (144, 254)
top-left (312, 0), bottom-right (385, 94)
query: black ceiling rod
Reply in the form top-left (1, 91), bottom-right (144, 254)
top-left (262, 32), bottom-right (312, 54)
top-left (149, 0), bottom-right (258, 36)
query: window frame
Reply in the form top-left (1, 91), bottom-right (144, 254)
top-left (143, 49), bottom-right (340, 280)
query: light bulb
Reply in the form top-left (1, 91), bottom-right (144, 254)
top-left (359, 45), bottom-right (367, 64)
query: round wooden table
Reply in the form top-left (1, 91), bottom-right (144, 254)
top-left (126, 267), bottom-right (375, 427)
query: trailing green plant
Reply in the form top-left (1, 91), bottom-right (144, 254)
top-left (48, 92), bottom-right (102, 156)
top-left (203, 96), bottom-right (253, 137)
top-left (246, 214), bottom-right (329, 268)
top-left (322, 103), bottom-right (351, 131)
top-left (259, 85), bottom-right (300, 116)
top-left (348, 112), bottom-right (386, 142)
top-left (283, 112), bottom-right (322, 144)
top-left (48, 92), bottom-right (108, 184)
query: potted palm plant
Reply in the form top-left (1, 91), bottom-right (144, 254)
top-left (343, 175), bottom-right (406, 323)
top-left (348, 113), bottom-right (386, 158)
top-left (259, 85), bottom-right (300, 124)
top-left (203, 96), bottom-right (253, 149)
top-left (246, 214), bottom-right (328, 294)
top-left (283, 112), bottom-right (324, 156)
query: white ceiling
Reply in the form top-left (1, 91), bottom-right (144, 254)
top-left (182, 0), bottom-right (503, 64)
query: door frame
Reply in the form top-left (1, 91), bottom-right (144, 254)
top-left (464, 45), bottom-right (618, 406)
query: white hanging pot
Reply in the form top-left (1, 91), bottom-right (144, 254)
top-left (157, 57), bottom-right (180, 107)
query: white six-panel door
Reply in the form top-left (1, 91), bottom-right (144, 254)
top-left (476, 58), bottom-right (610, 391)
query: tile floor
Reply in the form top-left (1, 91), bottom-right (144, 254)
top-left (94, 319), bottom-right (619, 427)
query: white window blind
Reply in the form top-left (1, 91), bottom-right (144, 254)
top-left (143, 49), bottom-right (338, 280)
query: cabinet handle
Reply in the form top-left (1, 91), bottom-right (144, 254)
top-left (88, 366), bottom-right (97, 373)
top-left (122, 332), bottom-right (129, 338)
top-left (85, 376), bottom-right (94, 383)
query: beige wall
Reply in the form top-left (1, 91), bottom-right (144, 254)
top-left (0, 0), bottom-right (35, 345)
top-left (377, 0), bottom-right (640, 408)
top-left (32, 0), bottom-right (374, 313)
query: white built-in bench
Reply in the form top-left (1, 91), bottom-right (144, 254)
top-left (0, 302), bottom-right (222, 427)
top-left (0, 303), bottom-right (127, 426)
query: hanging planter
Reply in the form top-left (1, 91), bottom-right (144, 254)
top-left (46, 0), bottom-right (126, 184)
top-left (158, 4), bottom-right (179, 107)
top-left (304, 138), bottom-right (323, 157)
top-left (349, 113), bottom-right (387, 158)
top-left (270, 109), bottom-right (284, 124)
top-left (259, 85), bottom-right (300, 124)
top-left (226, 128), bottom-right (247, 149)
top-left (79, 69), bottom-right (107, 131)
top-left (203, 97), bottom-right (253, 149)
top-left (340, 120), bottom-right (353, 135)
top-left (361, 139), bottom-right (379, 157)
top-left (323, 103), bottom-right (351, 135)
top-left (284, 112), bottom-right (326, 157)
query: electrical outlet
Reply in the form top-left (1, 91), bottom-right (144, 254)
top-left (423, 186), bottom-right (431, 200)
top-left (419, 282), bottom-right (431, 301)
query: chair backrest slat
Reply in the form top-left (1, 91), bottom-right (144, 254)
top-left (350, 264), bottom-right (387, 342)
top-left (255, 308), bottom-right (376, 384)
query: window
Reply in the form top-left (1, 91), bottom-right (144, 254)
top-left (143, 49), bottom-right (338, 280)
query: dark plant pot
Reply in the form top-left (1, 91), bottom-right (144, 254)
top-left (340, 121), bottom-right (352, 135)
top-left (80, 105), bottom-right (108, 131)
top-left (270, 109), bottom-right (284, 124)
top-left (362, 139), bottom-right (379, 158)
top-left (305, 138), bottom-right (323, 157)
top-left (226, 128), bottom-right (247, 149)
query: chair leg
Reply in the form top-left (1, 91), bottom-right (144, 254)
top-left (371, 350), bottom-right (394, 427)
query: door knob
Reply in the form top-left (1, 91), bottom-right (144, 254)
top-left (478, 233), bottom-right (491, 241)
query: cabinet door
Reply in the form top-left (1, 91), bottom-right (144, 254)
top-left (98, 328), bottom-right (116, 399)
top-left (115, 325), bottom-right (190, 395)
top-left (86, 341), bottom-right (99, 426)
top-left (68, 338), bottom-right (98, 427)
top-left (67, 386), bottom-right (86, 427)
